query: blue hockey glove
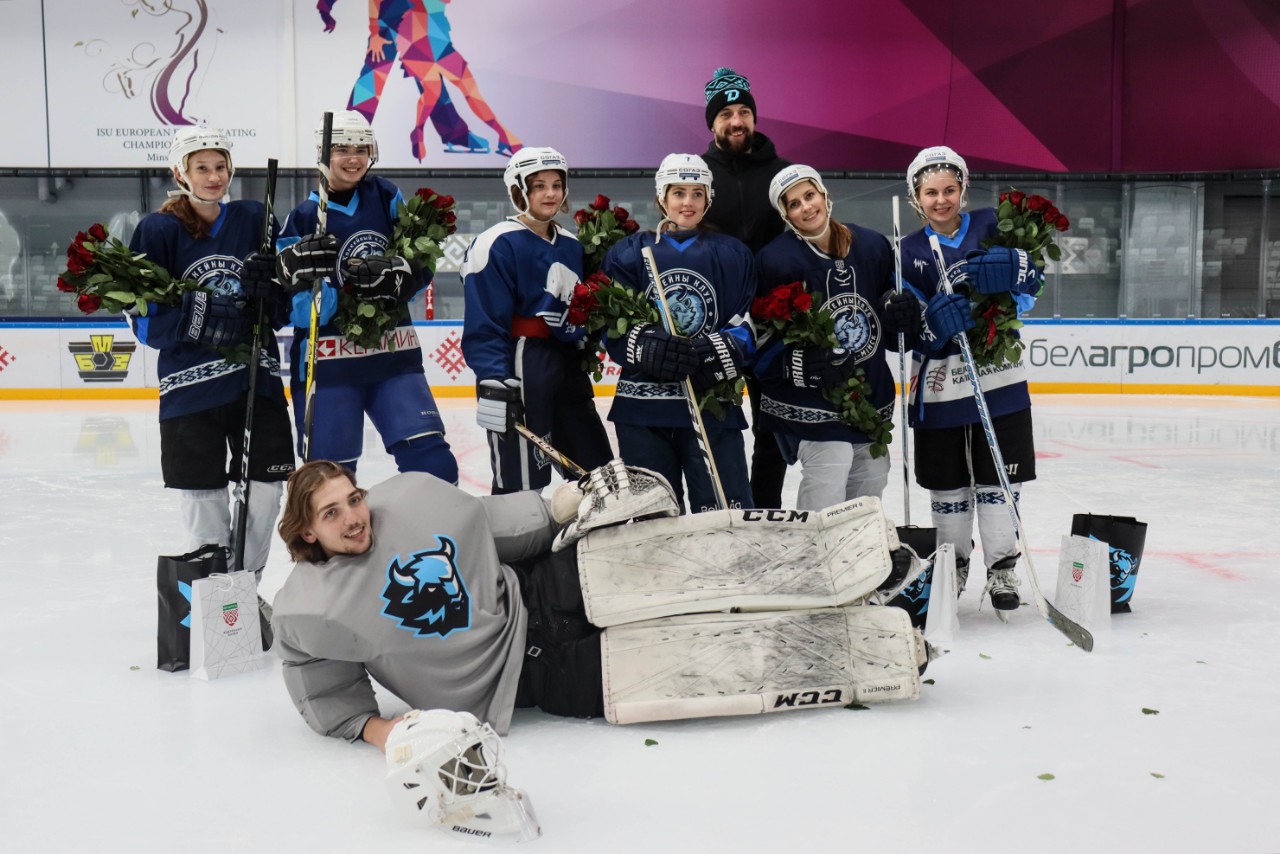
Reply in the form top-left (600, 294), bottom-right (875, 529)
top-left (476, 378), bottom-right (522, 434)
top-left (959, 247), bottom-right (1040, 296)
top-left (180, 291), bottom-right (251, 349)
top-left (922, 292), bottom-right (976, 345)
top-left (881, 290), bottom-right (923, 337)
top-left (624, 323), bottom-right (699, 382)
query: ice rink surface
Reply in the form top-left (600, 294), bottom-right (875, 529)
top-left (1, 394), bottom-right (1277, 853)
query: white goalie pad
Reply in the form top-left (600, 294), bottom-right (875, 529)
top-left (601, 604), bottom-right (926, 725)
top-left (578, 497), bottom-right (897, 627)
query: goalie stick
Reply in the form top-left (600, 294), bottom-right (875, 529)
top-left (927, 234), bottom-right (1092, 652)
top-left (230, 158), bottom-right (278, 574)
top-left (513, 421), bottom-right (586, 479)
top-left (301, 112), bottom-right (334, 462)
top-left (640, 245), bottom-right (728, 510)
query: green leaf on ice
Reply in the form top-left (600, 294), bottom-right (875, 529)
top-left (1142, 707), bottom-right (1160, 715)
top-left (923, 678), bottom-right (935, 685)
top-left (644, 738), bottom-right (658, 747)
top-left (845, 702), bottom-right (869, 711)
top-left (979, 653), bottom-right (992, 660)
top-left (1150, 772), bottom-right (1165, 779)
top-left (1038, 773), bottom-right (1055, 781)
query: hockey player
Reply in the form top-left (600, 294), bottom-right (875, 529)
top-left (271, 458), bottom-right (926, 747)
top-left (276, 111), bottom-right (457, 482)
top-left (130, 126), bottom-right (294, 577)
top-left (460, 147), bottom-right (612, 494)
top-left (756, 165), bottom-right (921, 510)
top-left (601, 153), bottom-right (756, 512)
top-left (893, 146), bottom-right (1043, 618)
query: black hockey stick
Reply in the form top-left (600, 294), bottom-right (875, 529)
top-left (641, 245), bottom-right (728, 511)
top-left (301, 112), bottom-right (333, 462)
top-left (231, 157), bottom-right (278, 574)
top-left (927, 234), bottom-right (1093, 652)
top-left (514, 422), bottom-right (587, 478)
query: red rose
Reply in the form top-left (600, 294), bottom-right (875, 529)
top-left (65, 253), bottom-right (89, 275)
top-left (435, 194), bottom-right (455, 209)
top-left (1008, 191), bottom-right (1026, 207)
top-left (793, 291), bottom-right (813, 313)
top-left (586, 272), bottom-right (610, 289)
top-left (999, 191), bottom-right (1010, 204)
top-left (613, 205), bottom-right (629, 222)
top-left (76, 292), bottom-right (101, 314)
top-left (622, 220), bottom-right (640, 234)
top-left (1027, 195), bottom-right (1049, 212)
top-left (847, 388), bottom-right (860, 401)
top-left (751, 295), bottom-right (775, 321)
top-left (415, 187), bottom-right (437, 201)
top-left (574, 209), bottom-right (589, 225)
top-left (88, 223), bottom-right (108, 241)
top-left (590, 194), bottom-right (610, 212)
top-left (56, 276), bottom-right (76, 293)
top-left (442, 210), bottom-right (457, 225)
top-left (1054, 213), bottom-right (1070, 231)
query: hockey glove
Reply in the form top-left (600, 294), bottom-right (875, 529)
top-left (476, 378), bottom-right (522, 434)
top-left (239, 251), bottom-right (279, 301)
top-left (689, 331), bottom-right (744, 392)
top-left (958, 246), bottom-right (1040, 296)
top-left (551, 460), bottom-right (680, 552)
top-left (881, 290), bottom-right (923, 337)
top-left (623, 323), bottom-right (699, 382)
top-left (344, 255), bottom-right (416, 305)
top-left (180, 291), bottom-right (251, 349)
top-left (783, 346), bottom-right (857, 390)
top-left (922, 292), bottom-right (976, 346)
top-left (276, 234), bottom-right (339, 293)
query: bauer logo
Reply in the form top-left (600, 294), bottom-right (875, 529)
top-left (67, 334), bottom-right (135, 383)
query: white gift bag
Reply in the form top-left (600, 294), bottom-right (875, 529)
top-left (1054, 535), bottom-right (1111, 650)
top-left (924, 543), bottom-right (958, 651)
top-left (190, 571), bottom-right (265, 680)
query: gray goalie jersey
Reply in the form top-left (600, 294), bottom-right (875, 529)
top-left (272, 472), bottom-right (556, 739)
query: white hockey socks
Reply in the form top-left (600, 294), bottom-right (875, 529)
top-left (180, 488), bottom-right (231, 553)
top-left (930, 487), bottom-right (974, 563)
top-left (244, 480), bottom-right (284, 576)
top-left (975, 483), bottom-right (1021, 569)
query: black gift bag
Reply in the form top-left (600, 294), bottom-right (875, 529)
top-left (157, 544), bottom-right (230, 672)
top-left (889, 525), bottom-right (939, 629)
top-left (1070, 514), bottom-right (1148, 614)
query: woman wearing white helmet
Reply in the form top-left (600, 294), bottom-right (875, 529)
top-left (598, 153), bottom-right (757, 512)
top-left (275, 110), bottom-right (457, 482)
top-left (897, 145), bottom-right (1045, 619)
top-left (128, 125), bottom-right (294, 585)
top-left (755, 165), bottom-right (917, 511)
top-left (460, 146), bottom-right (613, 494)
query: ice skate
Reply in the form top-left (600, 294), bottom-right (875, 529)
top-left (983, 556), bottom-right (1021, 622)
top-left (445, 132), bottom-right (490, 154)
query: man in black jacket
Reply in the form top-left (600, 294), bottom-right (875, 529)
top-left (700, 67), bottom-right (793, 507)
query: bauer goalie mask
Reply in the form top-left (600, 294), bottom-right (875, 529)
top-left (906, 145), bottom-right (969, 218)
top-left (315, 110), bottom-right (379, 168)
top-left (385, 709), bottom-right (540, 843)
top-left (503, 146), bottom-right (568, 220)
top-left (768, 164), bottom-right (832, 243)
top-left (167, 126), bottom-right (234, 205)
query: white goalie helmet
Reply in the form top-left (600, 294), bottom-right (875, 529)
top-left (385, 709), bottom-right (540, 843)
top-left (654, 153), bottom-right (714, 205)
top-left (315, 110), bottom-right (379, 167)
top-left (768, 164), bottom-right (832, 239)
top-left (503, 146), bottom-right (568, 217)
top-left (167, 126), bottom-right (233, 204)
top-left (906, 145), bottom-right (969, 216)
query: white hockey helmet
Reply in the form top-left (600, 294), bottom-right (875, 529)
top-left (906, 145), bottom-right (969, 216)
top-left (315, 110), bottom-right (379, 167)
top-left (167, 126), bottom-right (234, 204)
top-left (768, 164), bottom-right (832, 240)
top-left (654, 153), bottom-right (714, 203)
top-left (503, 146), bottom-right (568, 216)
top-left (384, 709), bottom-right (540, 843)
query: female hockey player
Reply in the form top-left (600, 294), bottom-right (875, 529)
top-left (600, 153), bottom-right (756, 513)
top-left (275, 110), bottom-right (457, 482)
top-left (895, 145), bottom-right (1043, 619)
top-left (755, 165), bottom-right (920, 511)
top-left (460, 147), bottom-right (612, 495)
top-left (129, 126), bottom-right (294, 577)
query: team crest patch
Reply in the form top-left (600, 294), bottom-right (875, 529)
top-left (824, 291), bottom-right (879, 362)
top-left (337, 230), bottom-right (390, 284)
top-left (647, 268), bottom-right (717, 336)
top-left (182, 254), bottom-right (244, 297)
top-left (381, 536), bottom-right (471, 637)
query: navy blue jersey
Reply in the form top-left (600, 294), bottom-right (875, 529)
top-left (278, 175), bottom-right (427, 388)
top-left (899, 208), bottom-right (1032, 429)
top-left (755, 224), bottom-right (897, 444)
top-left (602, 229), bottom-right (756, 430)
top-left (129, 200), bottom-right (286, 421)
top-left (460, 219), bottom-right (587, 381)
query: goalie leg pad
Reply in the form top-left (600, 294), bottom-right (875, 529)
top-left (578, 497), bottom-right (895, 627)
top-left (600, 604), bottom-right (925, 725)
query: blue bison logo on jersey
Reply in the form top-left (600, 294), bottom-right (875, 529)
top-left (380, 536), bottom-right (471, 637)
top-left (1109, 545), bottom-right (1140, 604)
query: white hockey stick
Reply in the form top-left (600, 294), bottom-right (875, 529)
top-left (513, 421), bottom-right (587, 478)
top-left (891, 195), bottom-right (913, 526)
top-left (640, 245), bottom-right (728, 510)
top-left (301, 111), bottom-right (333, 462)
top-left (927, 234), bottom-right (1093, 652)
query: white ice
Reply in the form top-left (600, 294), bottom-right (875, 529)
top-left (1, 394), bottom-right (1278, 853)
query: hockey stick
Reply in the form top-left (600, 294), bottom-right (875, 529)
top-left (641, 245), bottom-right (728, 511)
top-left (891, 195), bottom-right (913, 526)
top-left (230, 157), bottom-right (278, 574)
top-left (927, 234), bottom-right (1093, 652)
top-left (301, 112), bottom-right (333, 462)
top-left (513, 421), bottom-right (587, 479)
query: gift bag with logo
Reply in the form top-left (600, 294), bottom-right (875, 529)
top-left (190, 571), bottom-right (265, 681)
top-left (1055, 534), bottom-right (1111, 649)
top-left (1070, 514), bottom-right (1148, 613)
top-left (157, 544), bottom-right (229, 672)
top-left (888, 525), bottom-right (939, 630)
top-left (924, 543), bottom-right (958, 652)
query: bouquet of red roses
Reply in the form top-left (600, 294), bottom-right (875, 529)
top-left (575, 194), bottom-right (640, 276)
top-left (970, 188), bottom-right (1070, 366)
top-left (337, 186), bottom-right (459, 350)
top-left (57, 223), bottom-right (196, 316)
top-left (753, 281), bottom-right (892, 458)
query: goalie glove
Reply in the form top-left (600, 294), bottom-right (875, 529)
top-left (276, 233), bottom-right (339, 293)
top-left (551, 460), bottom-right (680, 552)
top-left (476, 378), bottom-right (521, 434)
top-left (344, 255), bottom-right (417, 305)
top-left (623, 323), bottom-right (698, 382)
top-left (689, 331), bottom-right (744, 392)
top-left (958, 246), bottom-right (1040, 296)
top-left (180, 291), bottom-right (251, 349)
top-left (783, 346), bottom-right (857, 390)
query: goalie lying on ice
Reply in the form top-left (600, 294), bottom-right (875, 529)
top-left (271, 459), bottom-right (929, 748)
